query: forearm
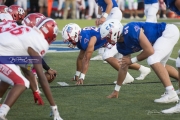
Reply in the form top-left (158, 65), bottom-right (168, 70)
top-left (42, 59), bottom-right (50, 71)
top-left (81, 57), bottom-right (90, 74)
top-left (136, 50), bottom-right (154, 62)
top-left (105, 3), bottom-right (112, 14)
top-left (76, 57), bottom-right (82, 72)
top-left (98, 7), bottom-right (102, 15)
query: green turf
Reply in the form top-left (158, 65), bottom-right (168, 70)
top-left (3, 19), bottom-right (180, 120)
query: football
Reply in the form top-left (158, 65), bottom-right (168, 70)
top-left (44, 72), bottom-right (55, 83)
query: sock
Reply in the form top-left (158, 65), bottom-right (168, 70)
top-left (165, 86), bottom-right (174, 92)
top-left (0, 104), bottom-right (10, 116)
top-left (138, 65), bottom-right (144, 72)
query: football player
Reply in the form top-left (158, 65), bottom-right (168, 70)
top-left (90, 0), bottom-right (151, 81)
top-left (0, 18), bottom-right (63, 120)
top-left (0, 12), bottom-right (45, 105)
top-left (100, 19), bottom-right (179, 106)
top-left (156, 0), bottom-right (180, 114)
top-left (62, 23), bottom-right (152, 85)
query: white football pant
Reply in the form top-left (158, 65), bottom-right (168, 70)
top-left (0, 64), bottom-right (30, 88)
top-left (147, 24), bottom-right (180, 66)
top-left (144, 3), bottom-right (159, 23)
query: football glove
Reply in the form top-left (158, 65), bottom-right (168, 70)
top-left (33, 91), bottom-right (44, 105)
top-left (50, 105), bottom-right (63, 120)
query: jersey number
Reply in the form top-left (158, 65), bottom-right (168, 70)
top-left (10, 27), bottom-right (30, 35)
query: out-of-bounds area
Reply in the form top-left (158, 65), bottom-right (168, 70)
top-left (5, 19), bottom-right (180, 120)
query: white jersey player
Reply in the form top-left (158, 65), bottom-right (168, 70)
top-left (0, 7), bottom-right (46, 104)
top-left (0, 18), bottom-right (63, 120)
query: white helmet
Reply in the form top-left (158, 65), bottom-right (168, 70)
top-left (100, 19), bottom-right (123, 45)
top-left (62, 23), bottom-right (81, 48)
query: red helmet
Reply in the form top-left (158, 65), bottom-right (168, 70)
top-left (22, 13), bottom-right (43, 27)
top-left (8, 5), bottom-right (25, 21)
top-left (36, 18), bottom-right (58, 44)
top-left (35, 13), bottom-right (46, 18)
top-left (0, 5), bottom-right (8, 13)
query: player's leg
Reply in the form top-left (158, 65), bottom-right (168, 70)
top-left (148, 24), bottom-right (179, 103)
top-left (103, 45), bottom-right (134, 84)
top-left (161, 54), bottom-right (180, 114)
top-left (0, 81), bottom-right (9, 103)
top-left (145, 3), bottom-right (159, 22)
top-left (0, 64), bottom-right (30, 119)
top-left (21, 67), bottom-right (44, 105)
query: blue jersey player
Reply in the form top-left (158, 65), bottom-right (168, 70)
top-left (62, 23), bottom-right (107, 85)
top-left (62, 23), bottom-right (150, 85)
top-left (100, 19), bottom-right (180, 111)
top-left (95, 0), bottom-right (122, 26)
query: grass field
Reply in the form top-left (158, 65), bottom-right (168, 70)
top-left (3, 18), bottom-right (180, 120)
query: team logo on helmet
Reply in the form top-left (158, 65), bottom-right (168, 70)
top-left (66, 26), bottom-right (73, 33)
top-left (18, 7), bottom-right (25, 15)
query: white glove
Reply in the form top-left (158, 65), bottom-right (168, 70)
top-left (50, 105), bottom-right (63, 120)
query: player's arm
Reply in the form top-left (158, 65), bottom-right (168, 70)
top-left (120, 29), bottom-right (154, 68)
top-left (81, 36), bottom-right (97, 74)
top-left (96, 6), bottom-right (103, 26)
top-left (73, 49), bottom-right (85, 81)
top-left (104, 0), bottom-right (113, 15)
top-left (42, 59), bottom-right (57, 79)
top-left (27, 47), bottom-right (56, 106)
top-left (76, 36), bottom-right (97, 85)
top-left (98, 0), bottom-right (113, 25)
top-left (137, 29), bottom-right (154, 61)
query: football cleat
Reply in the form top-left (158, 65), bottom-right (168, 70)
top-left (136, 67), bottom-right (151, 80)
top-left (154, 91), bottom-right (179, 103)
top-left (161, 102), bottom-right (180, 114)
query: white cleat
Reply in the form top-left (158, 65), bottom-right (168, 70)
top-left (154, 91), bottom-right (179, 103)
top-left (176, 89), bottom-right (180, 95)
top-left (90, 55), bottom-right (103, 61)
top-left (136, 67), bottom-right (151, 80)
top-left (113, 72), bottom-right (134, 85)
top-left (161, 102), bottom-right (180, 114)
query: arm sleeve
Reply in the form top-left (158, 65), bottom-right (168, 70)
top-left (42, 58), bottom-right (50, 71)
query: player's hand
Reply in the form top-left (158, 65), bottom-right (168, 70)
top-left (71, 75), bottom-right (79, 81)
top-left (76, 79), bottom-right (83, 85)
top-left (98, 17), bottom-right (106, 25)
top-left (119, 56), bottom-right (131, 68)
top-left (47, 68), bottom-right (57, 80)
top-left (107, 90), bottom-right (119, 98)
top-left (50, 105), bottom-right (63, 120)
top-left (95, 18), bottom-right (100, 26)
top-left (33, 91), bottom-right (44, 105)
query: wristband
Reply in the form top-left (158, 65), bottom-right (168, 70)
top-left (102, 13), bottom-right (108, 19)
top-left (97, 14), bottom-right (101, 18)
top-left (114, 84), bottom-right (121, 91)
top-left (79, 73), bottom-right (85, 80)
top-left (131, 57), bottom-right (138, 63)
top-left (75, 71), bottom-right (81, 76)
